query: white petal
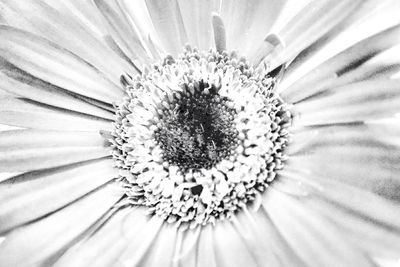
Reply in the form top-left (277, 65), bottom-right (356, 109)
top-left (196, 225), bottom-right (218, 267)
top-left (0, 158), bottom-right (116, 232)
top-left (0, 71), bottom-right (114, 120)
top-left (282, 23), bottom-right (400, 103)
top-left (0, 97), bottom-right (112, 132)
top-left (281, 0), bottom-right (398, 87)
top-left (0, 0), bottom-right (135, 85)
top-left (292, 79), bottom-right (400, 126)
top-left (0, 129), bottom-right (110, 172)
top-left (145, 0), bottom-right (188, 56)
top-left (211, 220), bottom-right (258, 267)
top-left (212, 13), bottom-right (226, 53)
top-left (0, 25), bottom-right (123, 104)
top-left (272, 0), bottom-right (364, 69)
top-left (176, 0), bottom-right (219, 51)
top-left (220, 0), bottom-right (286, 57)
top-left (93, 0), bottom-right (151, 69)
top-left (278, 169), bottom-right (400, 258)
top-left (263, 188), bottom-right (379, 266)
top-left (0, 183), bottom-right (123, 267)
top-left (54, 207), bottom-right (148, 267)
top-left (287, 123), bottom-right (400, 201)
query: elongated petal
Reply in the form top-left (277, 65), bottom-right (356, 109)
top-left (117, 213), bottom-right (164, 266)
top-left (212, 13), bottom-right (226, 53)
top-left (262, 189), bottom-right (379, 266)
top-left (287, 123), bottom-right (400, 201)
top-left (93, 0), bottom-right (151, 70)
top-left (271, 0), bottom-right (363, 69)
top-left (0, 70), bottom-right (114, 120)
top-left (0, 158), bottom-right (116, 232)
top-left (177, 0), bottom-right (219, 51)
top-left (278, 169), bottom-right (400, 258)
top-left (0, 97), bottom-right (112, 132)
top-left (196, 226), bottom-right (218, 267)
top-left (212, 220), bottom-right (258, 267)
top-left (292, 79), bottom-right (400, 126)
top-left (0, 183), bottom-right (123, 267)
top-left (281, 0), bottom-right (400, 89)
top-left (282, 23), bottom-right (400, 103)
top-left (220, 0), bottom-right (286, 57)
top-left (53, 207), bottom-right (149, 267)
top-left (0, 129), bottom-right (110, 172)
top-left (0, 25), bottom-right (123, 104)
top-left (145, 0), bottom-right (188, 56)
top-left (0, 0), bottom-right (135, 85)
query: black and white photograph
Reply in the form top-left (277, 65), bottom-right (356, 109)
top-left (0, 0), bottom-right (399, 266)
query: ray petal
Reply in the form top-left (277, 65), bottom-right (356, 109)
top-left (272, 0), bottom-right (364, 68)
top-left (282, 23), bottom-right (400, 103)
top-left (212, 13), bottom-right (226, 53)
top-left (0, 25), bottom-right (123, 104)
top-left (292, 79), bottom-right (400, 126)
top-left (93, 0), bottom-right (151, 71)
top-left (0, 158), bottom-right (116, 233)
top-left (287, 123), bottom-right (400, 202)
top-left (281, 0), bottom-right (398, 87)
top-left (53, 207), bottom-right (149, 267)
top-left (0, 183), bottom-right (123, 267)
top-left (0, 0), bottom-right (135, 85)
top-left (212, 220), bottom-right (259, 267)
top-left (0, 97), bottom-right (113, 132)
top-left (0, 129), bottom-right (110, 172)
top-left (262, 188), bottom-right (378, 266)
top-left (279, 168), bottom-right (400, 258)
top-left (145, 0), bottom-right (188, 56)
top-left (220, 0), bottom-right (286, 57)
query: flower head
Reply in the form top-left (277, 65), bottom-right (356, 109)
top-left (0, 0), bottom-right (400, 266)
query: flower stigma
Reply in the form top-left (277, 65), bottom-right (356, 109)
top-left (110, 46), bottom-right (292, 227)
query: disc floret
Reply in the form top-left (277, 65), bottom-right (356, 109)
top-left (110, 46), bottom-right (292, 226)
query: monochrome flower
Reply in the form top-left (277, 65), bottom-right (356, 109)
top-left (0, 0), bottom-right (399, 266)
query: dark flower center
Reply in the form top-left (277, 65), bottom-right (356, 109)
top-left (154, 81), bottom-right (238, 172)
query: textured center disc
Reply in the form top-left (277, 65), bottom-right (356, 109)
top-left (155, 82), bottom-right (238, 172)
top-left (110, 47), bottom-right (292, 226)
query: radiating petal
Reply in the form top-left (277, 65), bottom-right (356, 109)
top-left (117, 213), bottom-right (164, 266)
top-left (196, 226), bottom-right (218, 267)
top-left (177, 0), bottom-right (219, 51)
top-left (278, 169), bottom-right (400, 258)
top-left (0, 70), bottom-right (114, 120)
top-left (0, 129), bottom-right (110, 172)
top-left (212, 13), bottom-right (226, 53)
top-left (0, 0), bottom-right (135, 85)
top-left (145, 0), bottom-right (188, 56)
top-left (281, 0), bottom-right (399, 88)
top-left (292, 79), bottom-right (400, 126)
top-left (220, 0), bottom-right (286, 57)
top-left (53, 207), bottom-right (149, 267)
top-left (0, 97), bottom-right (112, 131)
top-left (93, 0), bottom-right (152, 70)
top-left (0, 183), bottom-right (123, 267)
top-left (271, 0), bottom-right (363, 69)
top-left (287, 122), bottom-right (400, 201)
top-left (0, 25), bottom-right (123, 104)
top-left (212, 220), bottom-right (258, 267)
top-left (0, 158), bottom-right (116, 233)
top-left (282, 23), bottom-right (400, 103)
top-left (262, 188), bottom-right (379, 266)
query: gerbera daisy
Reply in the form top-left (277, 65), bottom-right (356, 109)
top-left (0, 0), bottom-right (400, 266)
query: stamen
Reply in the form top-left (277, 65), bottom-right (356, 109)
top-left (110, 46), bottom-right (292, 226)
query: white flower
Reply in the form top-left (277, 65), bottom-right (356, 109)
top-left (0, 0), bottom-right (400, 266)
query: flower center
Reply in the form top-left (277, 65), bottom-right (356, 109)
top-left (154, 81), bottom-right (238, 172)
top-left (110, 47), bottom-right (292, 226)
